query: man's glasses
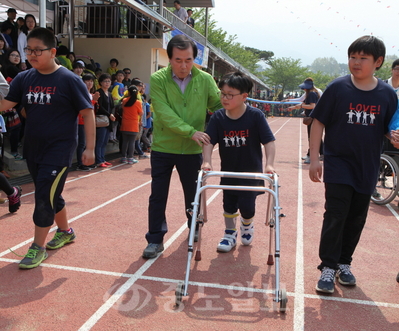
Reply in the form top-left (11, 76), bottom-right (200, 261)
top-left (24, 47), bottom-right (52, 56)
top-left (124, 71), bottom-right (131, 75)
top-left (219, 91), bottom-right (243, 100)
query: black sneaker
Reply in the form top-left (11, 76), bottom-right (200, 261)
top-left (142, 243), bottom-right (164, 259)
top-left (337, 264), bottom-right (356, 285)
top-left (316, 267), bottom-right (336, 293)
top-left (88, 164), bottom-right (97, 169)
top-left (77, 165), bottom-right (91, 171)
top-left (8, 186), bottom-right (22, 213)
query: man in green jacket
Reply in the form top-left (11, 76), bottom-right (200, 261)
top-left (143, 34), bottom-right (222, 258)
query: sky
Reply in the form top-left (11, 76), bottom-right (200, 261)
top-left (210, 0), bottom-right (399, 66)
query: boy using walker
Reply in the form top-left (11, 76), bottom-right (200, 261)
top-left (0, 27), bottom-right (95, 269)
top-left (202, 71), bottom-right (276, 252)
top-left (309, 35), bottom-right (398, 293)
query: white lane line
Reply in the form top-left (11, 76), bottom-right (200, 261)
top-left (0, 179), bottom-right (152, 258)
top-left (272, 117), bottom-right (292, 135)
top-left (16, 163), bottom-right (129, 199)
top-left (386, 202), bottom-right (399, 221)
top-left (294, 119), bottom-right (305, 330)
top-left (78, 189), bottom-right (222, 331)
top-left (2, 256), bottom-right (398, 310)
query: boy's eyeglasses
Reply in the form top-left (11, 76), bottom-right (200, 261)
top-left (124, 71), bottom-right (131, 74)
top-left (219, 91), bottom-right (243, 100)
top-left (24, 47), bottom-right (52, 56)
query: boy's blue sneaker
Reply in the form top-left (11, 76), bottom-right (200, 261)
top-left (217, 229), bottom-right (237, 252)
top-left (19, 243), bottom-right (48, 269)
top-left (8, 186), bottom-right (21, 213)
top-left (337, 264), bottom-right (356, 285)
top-left (240, 221), bottom-right (254, 245)
top-left (316, 267), bottom-right (336, 293)
top-left (46, 228), bottom-right (76, 250)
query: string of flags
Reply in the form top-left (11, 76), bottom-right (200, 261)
top-left (276, 0), bottom-right (399, 53)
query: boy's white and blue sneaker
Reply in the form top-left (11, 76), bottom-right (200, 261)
top-left (316, 267), bottom-right (336, 293)
top-left (337, 264), bottom-right (356, 285)
top-left (217, 229), bottom-right (237, 252)
top-left (240, 221), bottom-right (254, 245)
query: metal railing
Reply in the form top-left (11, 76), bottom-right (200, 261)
top-left (56, 1), bottom-right (267, 88)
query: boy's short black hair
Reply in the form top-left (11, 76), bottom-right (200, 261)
top-left (27, 27), bottom-right (56, 49)
top-left (98, 73), bottom-right (111, 83)
top-left (167, 34), bottom-right (197, 59)
top-left (347, 35), bottom-right (385, 70)
top-left (115, 70), bottom-right (125, 75)
top-left (56, 45), bottom-right (69, 56)
top-left (72, 61), bottom-right (84, 69)
top-left (82, 73), bottom-right (95, 81)
top-left (218, 71), bottom-right (253, 94)
top-left (110, 58), bottom-right (119, 66)
top-left (392, 59), bottom-right (399, 69)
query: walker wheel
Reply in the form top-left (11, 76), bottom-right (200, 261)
top-left (175, 282), bottom-right (185, 307)
top-left (279, 288), bottom-right (288, 313)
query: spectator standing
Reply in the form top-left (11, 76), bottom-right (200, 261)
top-left (120, 85), bottom-right (142, 164)
top-left (141, 94), bottom-right (152, 152)
top-left (142, 34), bottom-right (222, 259)
top-left (1, 8), bottom-right (18, 47)
top-left (122, 68), bottom-right (132, 88)
top-left (385, 59), bottom-right (399, 98)
top-left (173, 1), bottom-right (188, 22)
top-left (18, 14), bottom-right (37, 70)
top-left (187, 9), bottom-right (195, 27)
top-left (56, 45), bottom-right (72, 70)
top-left (107, 58), bottom-right (119, 76)
top-left (95, 73), bottom-right (116, 168)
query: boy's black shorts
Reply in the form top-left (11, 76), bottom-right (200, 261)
top-left (26, 162), bottom-right (69, 228)
top-left (223, 190), bottom-right (259, 220)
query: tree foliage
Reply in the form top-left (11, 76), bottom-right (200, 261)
top-left (262, 57), bottom-right (308, 98)
top-left (192, 9), bottom-right (272, 75)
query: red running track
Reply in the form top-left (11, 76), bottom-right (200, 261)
top-left (0, 117), bottom-right (398, 331)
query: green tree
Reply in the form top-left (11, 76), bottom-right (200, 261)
top-left (262, 57), bottom-right (308, 99)
top-left (374, 55), bottom-right (398, 80)
top-left (310, 57), bottom-right (341, 76)
top-left (192, 9), bottom-right (270, 75)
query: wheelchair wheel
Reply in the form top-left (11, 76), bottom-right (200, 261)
top-left (371, 154), bottom-right (399, 205)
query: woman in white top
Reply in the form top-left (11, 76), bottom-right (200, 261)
top-left (17, 14), bottom-right (37, 71)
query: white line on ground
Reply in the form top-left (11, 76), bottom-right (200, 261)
top-left (2, 256), bottom-right (398, 310)
top-left (294, 119), bottom-right (305, 331)
top-left (0, 179), bottom-right (152, 258)
top-left (78, 189), bottom-right (223, 331)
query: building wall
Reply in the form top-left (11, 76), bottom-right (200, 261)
top-left (61, 38), bottom-right (167, 86)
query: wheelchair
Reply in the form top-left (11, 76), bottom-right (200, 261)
top-left (371, 138), bottom-right (399, 205)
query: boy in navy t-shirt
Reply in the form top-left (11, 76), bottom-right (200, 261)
top-left (0, 28), bottom-right (95, 269)
top-left (202, 72), bottom-right (276, 252)
top-left (309, 35), bottom-right (398, 293)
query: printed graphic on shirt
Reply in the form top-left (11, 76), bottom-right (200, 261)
top-left (346, 103), bottom-right (380, 126)
top-left (26, 86), bottom-right (56, 105)
top-left (223, 130), bottom-right (249, 147)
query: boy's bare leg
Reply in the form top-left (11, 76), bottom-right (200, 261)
top-left (33, 207), bottom-right (68, 247)
top-left (34, 225), bottom-right (51, 247)
top-left (54, 207), bottom-right (69, 231)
